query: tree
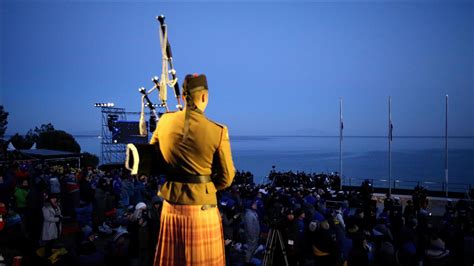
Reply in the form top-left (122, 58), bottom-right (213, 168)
top-left (9, 133), bottom-right (34, 149)
top-left (0, 106), bottom-right (8, 140)
top-left (81, 152), bottom-right (100, 168)
top-left (27, 123), bottom-right (55, 143)
top-left (36, 130), bottom-right (81, 153)
top-left (23, 123), bottom-right (81, 153)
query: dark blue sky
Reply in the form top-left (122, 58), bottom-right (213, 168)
top-left (1, 0), bottom-right (473, 137)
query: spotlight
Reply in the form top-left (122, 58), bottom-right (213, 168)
top-left (94, 102), bottom-right (115, 107)
top-left (107, 114), bottom-right (119, 131)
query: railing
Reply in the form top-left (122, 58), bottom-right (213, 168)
top-left (343, 177), bottom-right (472, 196)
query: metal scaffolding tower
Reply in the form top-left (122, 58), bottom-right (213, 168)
top-left (96, 105), bottom-right (127, 164)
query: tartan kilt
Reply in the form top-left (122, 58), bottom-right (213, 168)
top-left (154, 200), bottom-right (225, 266)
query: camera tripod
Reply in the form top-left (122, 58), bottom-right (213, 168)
top-left (262, 228), bottom-right (289, 266)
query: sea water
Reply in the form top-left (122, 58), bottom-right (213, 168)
top-left (75, 136), bottom-right (474, 189)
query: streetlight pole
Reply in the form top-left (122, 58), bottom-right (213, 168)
top-left (445, 95), bottom-right (449, 197)
top-left (388, 96), bottom-right (393, 195)
top-left (339, 98), bottom-right (343, 190)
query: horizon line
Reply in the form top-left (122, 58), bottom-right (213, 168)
top-left (67, 134), bottom-right (474, 138)
top-left (4, 134), bottom-right (474, 138)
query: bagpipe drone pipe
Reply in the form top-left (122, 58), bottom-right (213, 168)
top-left (125, 15), bottom-right (182, 176)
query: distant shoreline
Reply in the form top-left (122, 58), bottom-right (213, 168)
top-left (4, 134), bottom-right (474, 139)
top-left (69, 135), bottom-right (474, 139)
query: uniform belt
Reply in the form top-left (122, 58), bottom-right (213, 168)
top-left (164, 200), bottom-right (216, 210)
top-left (201, 204), bottom-right (217, 210)
top-left (166, 175), bottom-right (211, 184)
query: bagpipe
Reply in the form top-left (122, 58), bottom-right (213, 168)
top-left (125, 15), bottom-right (181, 176)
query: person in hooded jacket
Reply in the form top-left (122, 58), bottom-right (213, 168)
top-left (243, 199), bottom-right (260, 264)
top-left (41, 194), bottom-right (62, 246)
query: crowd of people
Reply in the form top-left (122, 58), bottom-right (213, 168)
top-left (0, 161), bottom-right (162, 266)
top-left (219, 172), bottom-right (474, 266)
top-left (0, 162), bottom-right (473, 266)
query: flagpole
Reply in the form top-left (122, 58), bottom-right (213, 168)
top-left (445, 95), bottom-right (449, 197)
top-left (339, 97), bottom-right (343, 190)
top-left (388, 96), bottom-right (392, 195)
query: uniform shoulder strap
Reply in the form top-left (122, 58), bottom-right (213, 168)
top-left (205, 117), bottom-right (225, 129)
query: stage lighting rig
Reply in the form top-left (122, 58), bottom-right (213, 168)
top-left (94, 102), bottom-right (115, 107)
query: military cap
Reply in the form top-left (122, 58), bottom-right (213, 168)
top-left (183, 74), bottom-right (208, 94)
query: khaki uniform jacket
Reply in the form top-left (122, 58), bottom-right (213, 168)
top-left (150, 108), bottom-right (235, 205)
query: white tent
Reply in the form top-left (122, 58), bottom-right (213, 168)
top-left (7, 142), bottom-right (15, 151)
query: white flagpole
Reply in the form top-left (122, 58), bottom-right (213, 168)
top-left (388, 96), bottom-right (392, 195)
top-left (340, 98), bottom-right (343, 190)
top-left (445, 95), bottom-right (449, 197)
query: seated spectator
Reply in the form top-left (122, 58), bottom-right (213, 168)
top-left (312, 220), bottom-right (338, 266)
top-left (93, 178), bottom-right (109, 226)
top-left (78, 225), bottom-right (104, 266)
top-left (463, 229), bottom-right (474, 266)
top-left (149, 196), bottom-right (162, 262)
top-left (220, 198), bottom-right (239, 242)
top-left (348, 233), bottom-right (369, 266)
top-left (374, 217), bottom-right (393, 242)
top-left (105, 228), bottom-right (130, 266)
top-left (375, 234), bottom-right (396, 266)
top-left (398, 241), bottom-right (418, 266)
top-left (425, 233), bottom-right (450, 263)
top-left (76, 200), bottom-right (93, 228)
top-left (128, 202), bottom-right (151, 266)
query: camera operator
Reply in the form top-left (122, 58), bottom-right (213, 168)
top-left (260, 194), bottom-right (297, 266)
top-left (283, 208), bottom-right (297, 262)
